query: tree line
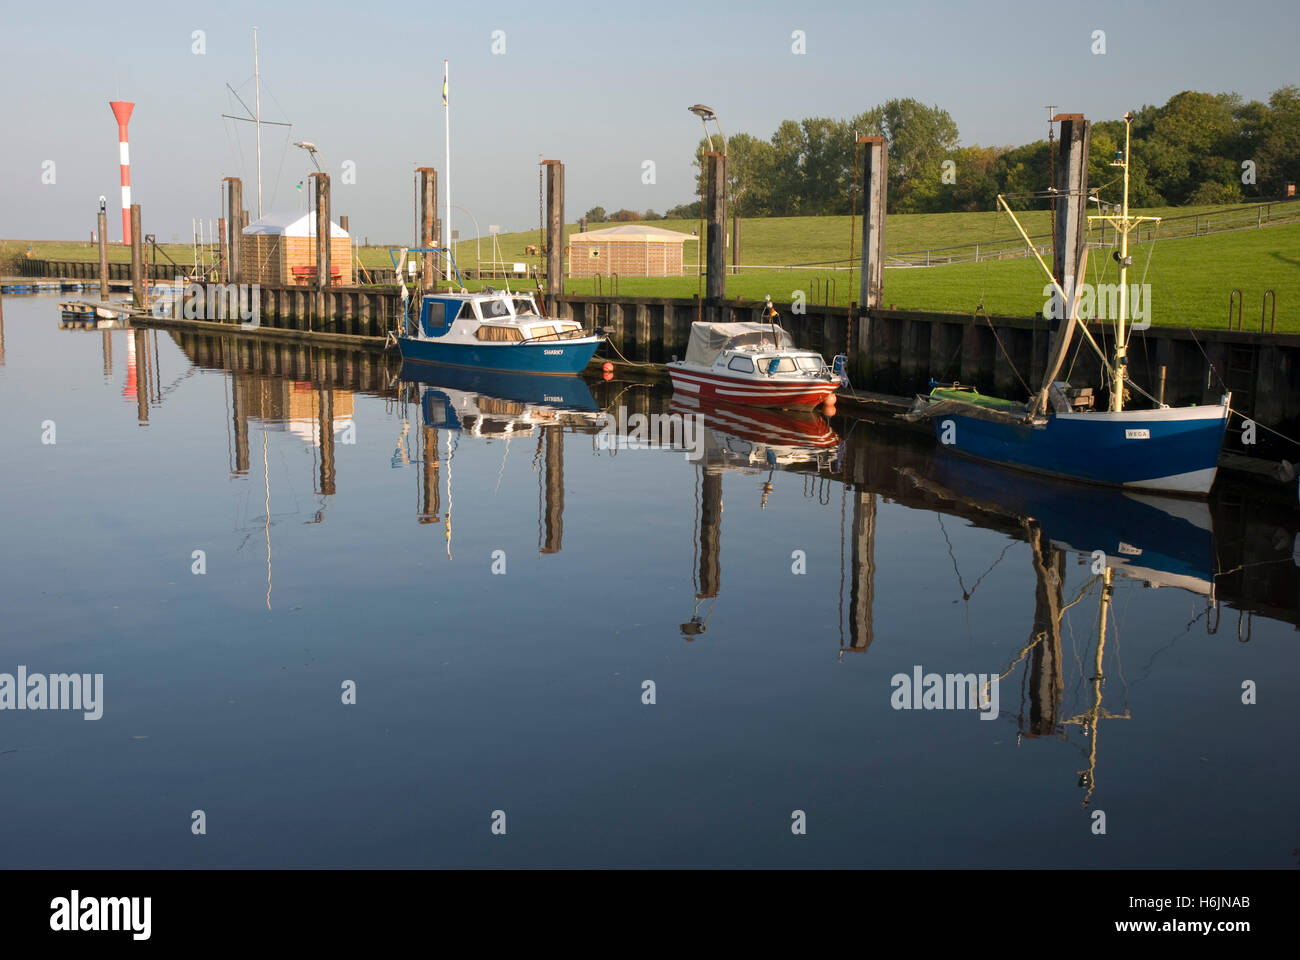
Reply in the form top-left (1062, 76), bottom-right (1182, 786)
top-left (583, 88), bottom-right (1299, 222)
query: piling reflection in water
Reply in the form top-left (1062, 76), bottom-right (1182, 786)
top-left (663, 398), bottom-right (843, 638)
top-left (163, 333), bottom-right (1299, 818)
top-left (401, 360), bottom-right (607, 557)
top-left (9, 289), bottom-right (1293, 868)
top-left (165, 332), bottom-right (1300, 638)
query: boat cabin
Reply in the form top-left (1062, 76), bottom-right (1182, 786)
top-left (412, 290), bottom-right (585, 343)
top-left (682, 321), bottom-right (832, 378)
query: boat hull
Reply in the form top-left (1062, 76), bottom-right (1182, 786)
top-left (668, 364), bottom-right (837, 408)
top-left (399, 360), bottom-right (598, 412)
top-left (398, 335), bottom-right (600, 376)
top-left (931, 404), bottom-right (1229, 495)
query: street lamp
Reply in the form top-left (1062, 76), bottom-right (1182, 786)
top-left (294, 140), bottom-right (324, 172)
top-left (687, 104), bottom-right (726, 155)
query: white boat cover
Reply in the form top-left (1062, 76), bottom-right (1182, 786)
top-left (684, 321), bottom-right (796, 366)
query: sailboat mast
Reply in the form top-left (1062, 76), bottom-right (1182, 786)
top-left (444, 59), bottom-right (451, 277)
top-left (254, 27), bottom-right (263, 219)
top-left (1112, 115), bottom-right (1132, 412)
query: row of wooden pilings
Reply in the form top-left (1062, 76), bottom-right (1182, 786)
top-left (135, 282), bottom-right (1300, 463)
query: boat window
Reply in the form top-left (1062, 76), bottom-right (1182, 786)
top-left (795, 355), bottom-right (825, 371)
top-left (476, 325), bottom-right (523, 342)
top-left (422, 301), bottom-right (446, 336)
top-left (530, 324), bottom-right (557, 340)
top-left (767, 357), bottom-right (798, 373)
top-left (512, 298), bottom-right (538, 316)
top-left (479, 298), bottom-right (512, 319)
top-left (727, 355), bottom-right (755, 373)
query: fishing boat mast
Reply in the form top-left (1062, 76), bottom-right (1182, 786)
top-left (1091, 113), bottom-right (1160, 412)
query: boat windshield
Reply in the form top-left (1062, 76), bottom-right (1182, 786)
top-left (795, 355), bottom-right (828, 373)
top-left (512, 297), bottom-right (539, 316)
top-left (478, 298), bottom-right (513, 320)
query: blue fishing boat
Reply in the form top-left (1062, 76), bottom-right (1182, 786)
top-left (397, 288), bottom-right (604, 376)
top-left (907, 113), bottom-right (1230, 497)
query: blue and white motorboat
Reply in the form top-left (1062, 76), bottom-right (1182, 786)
top-left (397, 288), bottom-right (604, 376)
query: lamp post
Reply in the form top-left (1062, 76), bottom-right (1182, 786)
top-left (689, 105), bottom-right (729, 318)
top-left (687, 104), bottom-right (726, 156)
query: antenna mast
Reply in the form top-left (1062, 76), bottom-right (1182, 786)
top-left (254, 27), bottom-right (263, 218)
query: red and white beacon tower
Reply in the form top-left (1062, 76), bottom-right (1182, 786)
top-left (109, 100), bottom-right (135, 245)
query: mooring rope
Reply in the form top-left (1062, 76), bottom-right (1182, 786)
top-left (601, 337), bottom-right (658, 368)
top-left (1227, 407), bottom-right (1300, 448)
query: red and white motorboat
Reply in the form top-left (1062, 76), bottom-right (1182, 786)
top-left (666, 320), bottom-right (840, 408)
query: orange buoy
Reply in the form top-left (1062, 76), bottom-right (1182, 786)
top-left (602, 371), bottom-right (613, 381)
top-left (602, 361), bottom-right (614, 373)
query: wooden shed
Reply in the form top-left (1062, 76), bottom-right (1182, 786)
top-left (241, 211), bottom-right (352, 286)
top-left (567, 225), bottom-right (694, 279)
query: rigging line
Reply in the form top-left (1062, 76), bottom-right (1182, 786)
top-left (1226, 406), bottom-right (1300, 447)
top-left (992, 565), bottom-right (1098, 687)
top-left (980, 310), bottom-right (1033, 397)
top-left (495, 435), bottom-right (512, 493)
top-left (224, 115), bottom-right (247, 189)
top-left (1144, 258), bottom-right (1229, 394)
top-left (964, 537), bottom-right (1019, 599)
top-left (1215, 554), bottom-right (1300, 578)
top-left (1122, 231), bottom-right (1159, 353)
top-left (936, 514), bottom-right (970, 600)
top-left (267, 126), bottom-right (294, 214)
top-left (224, 82), bottom-right (258, 123)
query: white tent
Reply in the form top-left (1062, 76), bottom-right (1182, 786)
top-left (242, 211), bottom-right (349, 238)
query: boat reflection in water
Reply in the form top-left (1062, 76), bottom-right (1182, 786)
top-left (664, 397), bottom-right (842, 638)
top-left (398, 360), bottom-right (608, 555)
top-left (893, 447), bottom-right (1295, 806)
top-left (924, 455), bottom-right (1217, 596)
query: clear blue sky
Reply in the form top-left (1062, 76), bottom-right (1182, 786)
top-left (2, 0), bottom-right (1296, 244)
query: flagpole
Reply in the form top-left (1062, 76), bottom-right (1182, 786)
top-left (443, 59), bottom-right (451, 280)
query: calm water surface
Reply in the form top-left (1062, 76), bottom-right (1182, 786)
top-left (1, 294), bottom-right (1297, 868)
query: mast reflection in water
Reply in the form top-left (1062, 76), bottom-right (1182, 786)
top-left (0, 301), bottom-right (1294, 868)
